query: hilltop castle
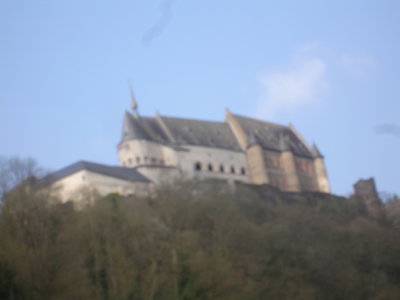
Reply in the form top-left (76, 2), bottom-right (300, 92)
top-left (118, 99), bottom-right (330, 193)
top-left (41, 98), bottom-right (330, 202)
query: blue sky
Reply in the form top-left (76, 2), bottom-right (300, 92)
top-left (1, 0), bottom-right (399, 196)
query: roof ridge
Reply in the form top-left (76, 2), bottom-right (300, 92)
top-left (231, 113), bottom-right (288, 128)
top-left (160, 114), bottom-right (225, 125)
top-left (39, 160), bottom-right (151, 186)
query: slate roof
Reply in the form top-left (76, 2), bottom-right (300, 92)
top-left (159, 116), bottom-right (242, 151)
top-left (121, 113), bottom-right (169, 143)
top-left (121, 113), bottom-right (242, 151)
top-left (122, 112), bottom-right (148, 141)
top-left (39, 161), bottom-right (151, 187)
top-left (232, 114), bottom-right (314, 158)
top-left (310, 143), bottom-right (324, 158)
top-left (121, 111), bottom-right (316, 157)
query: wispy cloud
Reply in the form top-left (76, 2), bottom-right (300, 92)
top-left (375, 123), bottom-right (400, 139)
top-left (256, 57), bottom-right (327, 119)
top-left (142, 0), bottom-right (175, 46)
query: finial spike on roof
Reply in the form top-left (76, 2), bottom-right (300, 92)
top-left (128, 82), bottom-right (139, 116)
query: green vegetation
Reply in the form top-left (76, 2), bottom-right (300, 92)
top-left (1, 181), bottom-right (400, 300)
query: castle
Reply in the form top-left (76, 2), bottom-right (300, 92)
top-left (118, 100), bottom-right (330, 193)
top-left (41, 99), bottom-right (330, 202)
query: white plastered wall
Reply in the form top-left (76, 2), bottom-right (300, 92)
top-left (50, 170), bottom-right (93, 203)
top-left (118, 140), bottom-right (177, 167)
top-left (176, 145), bottom-right (250, 183)
top-left (50, 170), bottom-right (150, 203)
top-left (85, 171), bottom-right (150, 197)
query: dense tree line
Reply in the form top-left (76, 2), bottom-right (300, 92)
top-left (1, 180), bottom-right (400, 299)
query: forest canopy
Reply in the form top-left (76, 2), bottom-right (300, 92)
top-left (1, 179), bottom-right (400, 300)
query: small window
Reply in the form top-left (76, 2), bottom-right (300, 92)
top-left (128, 158), bottom-right (132, 165)
top-left (208, 163), bottom-right (213, 172)
top-left (230, 166), bottom-right (235, 174)
top-left (220, 164), bottom-right (225, 173)
top-left (159, 159), bottom-right (164, 165)
top-left (151, 157), bottom-right (157, 163)
top-left (136, 156), bottom-right (141, 163)
top-left (144, 156), bottom-right (148, 162)
top-left (195, 162), bottom-right (202, 171)
top-left (241, 167), bottom-right (246, 175)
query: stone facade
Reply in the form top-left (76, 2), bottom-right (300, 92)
top-left (37, 105), bottom-right (331, 202)
top-left (119, 108), bottom-right (331, 193)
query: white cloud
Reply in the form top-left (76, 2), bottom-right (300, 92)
top-left (256, 57), bottom-right (327, 119)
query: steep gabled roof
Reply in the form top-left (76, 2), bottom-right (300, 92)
top-left (159, 116), bottom-right (242, 151)
top-left (121, 111), bottom-right (317, 157)
top-left (232, 114), bottom-right (314, 158)
top-left (122, 112), bottom-right (241, 151)
top-left (39, 161), bottom-right (151, 187)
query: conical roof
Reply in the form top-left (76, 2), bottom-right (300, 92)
top-left (121, 111), bottom-right (149, 142)
top-left (311, 143), bottom-right (324, 158)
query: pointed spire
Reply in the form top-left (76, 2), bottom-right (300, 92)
top-left (129, 82), bottom-right (139, 116)
top-left (311, 143), bottom-right (323, 158)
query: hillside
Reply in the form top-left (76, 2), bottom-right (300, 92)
top-left (1, 180), bottom-right (400, 300)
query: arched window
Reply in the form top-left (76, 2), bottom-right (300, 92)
top-left (230, 166), bottom-right (235, 174)
top-left (220, 164), bottom-right (225, 173)
top-left (195, 162), bottom-right (202, 171)
top-left (241, 167), bottom-right (246, 175)
top-left (208, 163), bottom-right (213, 172)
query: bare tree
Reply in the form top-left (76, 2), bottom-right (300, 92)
top-left (0, 156), bottom-right (43, 201)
